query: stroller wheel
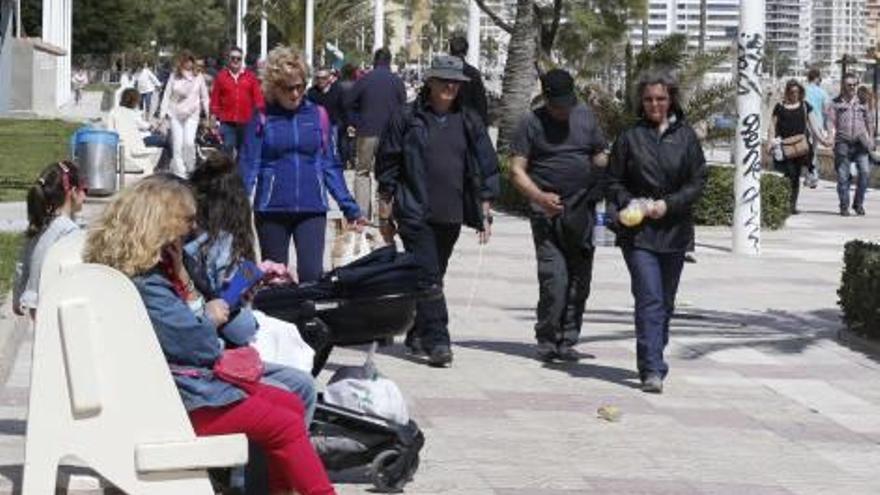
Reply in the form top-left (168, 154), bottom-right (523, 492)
top-left (370, 449), bottom-right (407, 493)
top-left (406, 454), bottom-right (420, 481)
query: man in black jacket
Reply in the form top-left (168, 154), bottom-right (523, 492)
top-left (449, 36), bottom-right (489, 126)
top-left (509, 69), bottom-right (608, 363)
top-left (345, 48), bottom-right (407, 220)
top-left (376, 55), bottom-right (499, 368)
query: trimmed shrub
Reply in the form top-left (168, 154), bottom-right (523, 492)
top-left (693, 165), bottom-right (791, 230)
top-left (495, 157), bottom-right (530, 215)
top-left (838, 240), bottom-right (880, 340)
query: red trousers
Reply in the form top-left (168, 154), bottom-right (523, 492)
top-left (189, 382), bottom-right (335, 494)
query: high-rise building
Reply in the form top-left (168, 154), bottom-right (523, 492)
top-left (766, 0), bottom-right (813, 75)
top-left (866, 0), bottom-right (880, 52)
top-left (813, 0), bottom-right (867, 69)
top-left (630, 0), bottom-right (740, 80)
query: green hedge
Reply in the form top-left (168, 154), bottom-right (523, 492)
top-left (694, 166), bottom-right (791, 230)
top-left (838, 240), bottom-right (880, 340)
top-left (0, 232), bottom-right (24, 298)
top-left (495, 158), bottom-right (530, 215)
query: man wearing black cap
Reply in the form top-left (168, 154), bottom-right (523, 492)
top-left (509, 68), bottom-right (608, 363)
top-left (376, 55), bottom-right (499, 367)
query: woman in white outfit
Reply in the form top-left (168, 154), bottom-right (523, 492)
top-left (160, 50), bottom-right (210, 178)
top-left (135, 61), bottom-right (161, 118)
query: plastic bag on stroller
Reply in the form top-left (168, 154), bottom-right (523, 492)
top-left (323, 344), bottom-right (410, 425)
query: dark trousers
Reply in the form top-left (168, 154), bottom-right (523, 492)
top-left (399, 221), bottom-right (462, 351)
top-left (780, 159), bottom-right (805, 210)
top-left (530, 215), bottom-right (595, 346)
top-left (221, 122), bottom-right (248, 159)
top-left (143, 132), bottom-right (171, 171)
top-left (256, 212), bottom-right (327, 283)
top-left (622, 248), bottom-right (685, 380)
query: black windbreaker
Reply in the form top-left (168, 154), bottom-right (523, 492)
top-left (376, 99), bottom-right (500, 232)
top-left (607, 115), bottom-right (707, 252)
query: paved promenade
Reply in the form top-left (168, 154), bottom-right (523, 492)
top-left (0, 178), bottom-right (879, 493)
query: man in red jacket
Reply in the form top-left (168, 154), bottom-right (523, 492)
top-left (210, 47), bottom-right (266, 158)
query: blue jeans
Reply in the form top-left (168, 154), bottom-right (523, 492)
top-left (622, 248), bottom-right (686, 380)
top-left (220, 122), bottom-right (248, 158)
top-left (139, 91), bottom-right (153, 114)
top-left (834, 141), bottom-right (871, 210)
top-left (143, 132), bottom-right (171, 170)
top-left (255, 212), bottom-right (327, 282)
top-left (260, 362), bottom-right (317, 424)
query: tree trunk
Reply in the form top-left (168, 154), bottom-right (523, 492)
top-left (496, 0), bottom-right (537, 152)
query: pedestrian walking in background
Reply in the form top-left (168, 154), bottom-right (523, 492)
top-left (508, 69), bottom-right (608, 363)
top-left (239, 46), bottom-right (365, 283)
top-left (71, 67), bottom-right (88, 105)
top-left (336, 64), bottom-right (359, 168)
top-left (307, 68), bottom-right (347, 162)
top-left (344, 48), bottom-right (406, 220)
top-left (607, 71), bottom-right (707, 394)
top-left (377, 55), bottom-right (499, 368)
top-left (134, 60), bottom-right (161, 118)
top-left (804, 68), bottom-right (831, 188)
top-left (829, 73), bottom-right (874, 216)
top-left (448, 35), bottom-right (489, 126)
top-left (210, 46), bottom-right (265, 159)
top-left (769, 79), bottom-right (830, 214)
top-left (160, 50), bottom-right (210, 178)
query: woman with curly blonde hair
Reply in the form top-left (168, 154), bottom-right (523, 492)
top-left (85, 174), bottom-right (336, 495)
top-left (240, 46), bottom-right (364, 282)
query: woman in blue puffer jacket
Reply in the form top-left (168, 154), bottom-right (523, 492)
top-left (240, 46), bottom-right (365, 282)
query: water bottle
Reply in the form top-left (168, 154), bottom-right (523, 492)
top-left (772, 137), bottom-right (784, 162)
top-left (593, 201), bottom-right (616, 248)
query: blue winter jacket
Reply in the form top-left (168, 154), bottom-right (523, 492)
top-left (131, 268), bottom-right (246, 411)
top-left (239, 100), bottom-right (361, 219)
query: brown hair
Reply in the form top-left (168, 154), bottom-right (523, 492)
top-left (174, 50), bottom-right (196, 77)
top-left (120, 88), bottom-right (141, 109)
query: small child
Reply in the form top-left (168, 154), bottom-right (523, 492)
top-left (13, 161), bottom-right (86, 318)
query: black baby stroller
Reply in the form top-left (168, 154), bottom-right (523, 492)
top-left (253, 246), bottom-right (435, 492)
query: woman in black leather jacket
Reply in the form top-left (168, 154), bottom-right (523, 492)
top-left (607, 71), bottom-right (707, 394)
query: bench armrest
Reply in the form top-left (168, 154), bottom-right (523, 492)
top-left (134, 434), bottom-right (248, 473)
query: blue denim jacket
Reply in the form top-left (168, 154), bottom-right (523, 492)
top-left (184, 231), bottom-right (258, 346)
top-left (239, 100), bottom-right (361, 219)
top-left (132, 268), bottom-right (246, 411)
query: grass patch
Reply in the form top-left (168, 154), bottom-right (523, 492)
top-left (0, 232), bottom-right (24, 298)
top-left (0, 119), bottom-right (82, 201)
top-left (84, 82), bottom-right (119, 93)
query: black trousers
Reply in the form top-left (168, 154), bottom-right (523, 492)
top-left (399, 221), bottom-right (462, 351)
top-left (530, 215), bottom-right (595, 346)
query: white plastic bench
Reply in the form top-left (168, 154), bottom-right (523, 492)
top-left (23, 235), bottom-right (247, 494)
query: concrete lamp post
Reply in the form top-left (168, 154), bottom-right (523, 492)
top-left (732, 0), bottom-right (765, 256)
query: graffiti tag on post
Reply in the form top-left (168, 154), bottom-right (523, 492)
top-left (736, 32), bottom-right (764, 253)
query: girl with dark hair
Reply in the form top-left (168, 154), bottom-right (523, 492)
top-left (13, 161), bottom-right (86, 317)
top-left (608, 71), bottom-right (706, 393)
top-left (769, 79), bottom-right (830, 214)
top-left (186, 152), bottom-right (316, 392)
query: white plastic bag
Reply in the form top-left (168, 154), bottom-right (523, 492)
top-left (250, 310), bottom-right (315, 374)
top-left (323, 344), bottom-right (410, 425)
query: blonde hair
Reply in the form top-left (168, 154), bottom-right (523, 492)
top-left (262, 45), bottom-right (309, 103)
top-left (84, 175), bottom-right (196, 276)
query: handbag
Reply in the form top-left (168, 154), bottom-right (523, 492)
top-left (213, 346), bottom-right (264, 386)
top-left (780, 103), bottom-right (810, 160)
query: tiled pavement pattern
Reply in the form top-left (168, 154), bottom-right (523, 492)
top-left (1, 180), bottom-right (879, 493)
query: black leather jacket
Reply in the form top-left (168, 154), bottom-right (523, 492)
top-left (377, 98), bottom-right (500, 231)
top-left (607, 115), bottom-right (707, 252)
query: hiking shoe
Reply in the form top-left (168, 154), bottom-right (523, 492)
top-left (556, 344), bottom-right (580, 362)
top-left (684, 253), bottom-right (697, 263)
top-left (840, 207), bottom-right (851, 217)
top-left (641, 374), bottom-right (664, 394)
top-left (427, 345), bottom-right (453, 367)
top-left (536, 342), bottom-right (558, 362)
top-left (854, 206), bottom-right (866, 216)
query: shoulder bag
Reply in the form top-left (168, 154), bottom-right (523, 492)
top-left (781, 103), bottom-right (810, 160)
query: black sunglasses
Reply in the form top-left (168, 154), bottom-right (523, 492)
top-left (229, 56), bottom-right (242, 61)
